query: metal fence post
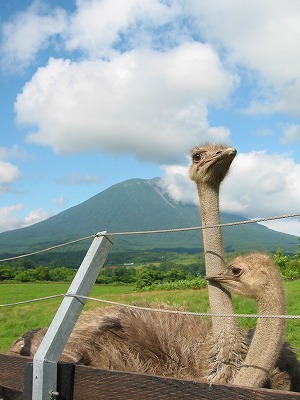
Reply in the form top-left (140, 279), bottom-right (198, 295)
top-left (32, 232), bottom-right (113, 400)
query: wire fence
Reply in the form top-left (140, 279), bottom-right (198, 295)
top-left (1, 292), bottom-right (300, 321)
top-left (0, 211), bottom-right (299, 263)
top-left (0, 211), bottom-right (299, 321)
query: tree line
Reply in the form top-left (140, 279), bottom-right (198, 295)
top-left (0, 242), bottom-right (299, 289)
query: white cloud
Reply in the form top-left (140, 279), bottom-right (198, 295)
top-left (0, 1), bottom-right (67, 72)
top-left (65, 0), bottom-right (138, 56)
top-left (0, 161), bottom-right (21, 194)
top-left (0, 161), bottom-right (20, 183)
top-left (65, 0), bottom-right (179, 57)
top-left (280, 124), bottom-right (300, 145)
top-left (23, 208), bottom-right (51, 227)
top-left (187, 0), bottom-right (300, 115)
top-left (260, 219), bottom-right (300, 237)
top-left (160, 163), bottom-right (195, 205)
top-left (221, 152), bottom-right (300, 218)
top-left (160, 150), bottom-right (300, 235)
top-left (0, 144), bottom-right (29, 161)
top-left (3, 0), bottom-right (300, 117)
top-left (0, 145), bottom-right (23, 193)
top-left (0, 204), bottom-right (50, 233)
top-left (0, 204), bottom-right (24, 232)
top-left (15, 43), bottom-right (236, 163)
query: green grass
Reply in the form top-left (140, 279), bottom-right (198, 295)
top-left (1, 281), bottom-right (300, 357)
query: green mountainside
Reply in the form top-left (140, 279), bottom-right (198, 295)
top-left (0, 178), bottom-right (298, 265)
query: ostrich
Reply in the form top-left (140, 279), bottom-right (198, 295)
top-left (207, 252), bottom-right (300, 390)
top-left (9, 253), bottom-right (300, 390)
top-left (188, 144), bottom-right (300, 388)
top-left (189, 143), bottom-right (247, 382)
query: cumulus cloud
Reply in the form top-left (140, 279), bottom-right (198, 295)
top-left (261, 219), bottom-right (300, 237)
top-left (0, 1), bottom-right (67, 72)
top-left (0, 145), bottom-right (24, 193)
top-left (0, 204), bottom-right (24, 232)
top-left (0, 161), bottom-right (21, 194)
top-left (221, 152), bottom-right (300, 218)
top-left (65, 0), bottom-right (180, 57)
top-left (0, 161), bottom-right (20, 184)
top-left (0, 204), bottom-right (50, 233)
top-left (0, 144), bottom-right (29, 161)
top-left (23, 208), bottom-right (51, 227)
top-left (3, 0), bottom-right (300, 116)
top-left (15, 43), bottom-right (235, 163)
top-left (160, 150), bottom-right (300, 235)
top-left (187, 0), bottom-right (300, 115)
top-left (160, 163), bottom-right (195, 205)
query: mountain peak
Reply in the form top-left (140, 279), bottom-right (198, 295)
top-left (0, 178), bottom-right (298, 260)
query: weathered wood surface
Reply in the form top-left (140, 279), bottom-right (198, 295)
top-left (1, 353), bottom-right (300, 400)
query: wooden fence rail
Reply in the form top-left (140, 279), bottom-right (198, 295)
top-left (1, 353), bottom-right (300, 400)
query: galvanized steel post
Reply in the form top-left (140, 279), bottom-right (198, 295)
top-left (32, 232), bottom-right (113, 400)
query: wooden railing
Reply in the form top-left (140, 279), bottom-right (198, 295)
top-left (1, 353), bottom-right (300, 400)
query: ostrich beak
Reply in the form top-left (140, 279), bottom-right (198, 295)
top-left (224, 147), bottom-right (237, 158)
top-left (205, 147), bottom-right (237, 169)
top-left (206, 273), bottom-right (238, 282)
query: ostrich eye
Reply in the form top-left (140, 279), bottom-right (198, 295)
top-left (231, 266), bottom-right (242, 276)
top-left (193, 152), bottom-right (203, 163)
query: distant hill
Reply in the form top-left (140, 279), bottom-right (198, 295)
top-left (0, 178), bottom-right (298, 266)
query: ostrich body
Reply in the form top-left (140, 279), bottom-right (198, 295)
top-left (9, 253), bottom-right (300, 390)
top-left (189, 144), bottom-right (247, 382)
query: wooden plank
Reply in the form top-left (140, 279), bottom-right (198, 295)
top-left (0, 353), bottom-right (27, 392)
top-left (73, 365), bottom-right (300, 400)
top-left (1, 353), bottom-right (300, 400)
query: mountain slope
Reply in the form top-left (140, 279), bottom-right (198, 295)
top-left (0, 178), bottom-right (298, 259)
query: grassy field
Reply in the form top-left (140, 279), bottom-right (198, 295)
top-left (1, 281), bottom-right (300, 357)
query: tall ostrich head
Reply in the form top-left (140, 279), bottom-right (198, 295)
top-left (189, 143), bottom-right (237, 188)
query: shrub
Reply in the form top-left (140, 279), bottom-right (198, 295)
top-left (135, 267), bottom-right (163, 289)
top-left (138, 277), bottom-right (207, 291)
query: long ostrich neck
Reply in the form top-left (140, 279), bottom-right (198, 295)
top-left (233, 278), bottom-right (286, 387)
top-left (198, 183), bottom-right (237, 332)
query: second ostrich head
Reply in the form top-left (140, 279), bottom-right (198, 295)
top-left (207, 252), bottom-right (287, 388)
top-left (207, 252), bottom-right (284, 302)
top-left (189, 143), bottom-right (237, 188)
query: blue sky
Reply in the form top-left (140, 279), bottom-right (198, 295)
top-left (0, 0), bottom-right (299, 237)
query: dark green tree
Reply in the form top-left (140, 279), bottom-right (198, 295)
top-left (164, 268), bottom-right (187, 282)
top-left (135, 267), bottom-right (163, 289)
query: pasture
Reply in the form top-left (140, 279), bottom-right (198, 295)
top-left (0, 281), bottom-right (300, 356)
